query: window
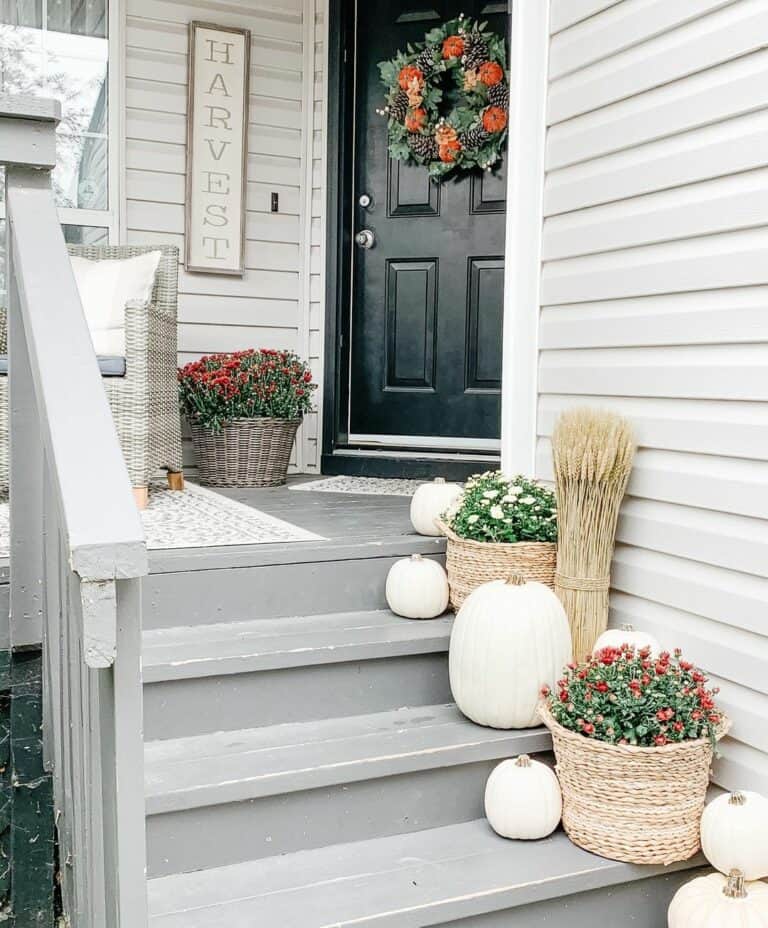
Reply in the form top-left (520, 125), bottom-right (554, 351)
top-left (0, 0), bottom-right (119, 299)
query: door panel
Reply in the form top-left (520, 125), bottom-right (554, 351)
top-left (349, 0), bottom-right (508, 445)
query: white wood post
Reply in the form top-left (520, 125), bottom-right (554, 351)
top-left (500, 0), bottom-right (550, 477)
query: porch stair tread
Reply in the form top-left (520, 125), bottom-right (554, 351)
top-left (147, 819), bottom-right (702, 927)
top-left (144, 703), bottom-right (550, 814)
top-left (142, 610), bottom-right (454, 682)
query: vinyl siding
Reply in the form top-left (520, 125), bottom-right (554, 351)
top-left (540, 0), bottom-right (768, 790)
top-left (123, 0), bottom-right (318, 470)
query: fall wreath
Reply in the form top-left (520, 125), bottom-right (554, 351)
top-left (377, 15), bottom-right (509, 179)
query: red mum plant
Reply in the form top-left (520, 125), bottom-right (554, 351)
top-left (178, 349), bottom-right (316, 432)
top-left (542, 645), bottom-right (723, 748)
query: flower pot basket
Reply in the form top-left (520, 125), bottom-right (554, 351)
top-left (540, 703), bottom-right (730, 865)
top-left (438, 521), bottom-right (556, 611)
top-left (191, 417), bottom-right (301, 488)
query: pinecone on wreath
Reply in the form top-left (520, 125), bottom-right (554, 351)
top-left (462, 32), bottom-right (489, 70)
top-left (415, 46), bottom-right (437, 74)
top-left (389, 89), bottom-right (409, 122)
top-left (408, 132), bottom-right (439, 161)
top-left (460, 124), bottom-right (490, 150)
top-left (487, 81), bottom-right (509, 110)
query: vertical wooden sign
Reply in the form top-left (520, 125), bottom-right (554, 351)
top-left (186, 22), bottom-right (250, 275)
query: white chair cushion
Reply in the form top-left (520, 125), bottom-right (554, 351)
top-left (70, 251), bottom-right (162, 357)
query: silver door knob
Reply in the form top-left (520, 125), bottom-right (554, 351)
top-left (355, 229), bottom-right (375, 249)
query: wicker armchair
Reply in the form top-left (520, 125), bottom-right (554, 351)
top-left (0, 243), bottom-right (183, 506)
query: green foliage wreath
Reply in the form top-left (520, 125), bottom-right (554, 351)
top-left (377, 15), bottom-right (509, 179)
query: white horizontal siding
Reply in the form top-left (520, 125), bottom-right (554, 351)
top-left (123, 0), bottom-right (316, 471)
top-left (538, 0), bottom-right (768, 790)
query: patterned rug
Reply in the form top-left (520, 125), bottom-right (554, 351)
top-left (290, 476), bottom-right (422, 496)
top-left (0, 483), bottom-right (324, 556)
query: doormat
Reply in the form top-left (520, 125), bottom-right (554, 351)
top-left (0, 483), bottom-right (325, 557)
top-left (290, 476), bottom-right (423, 496)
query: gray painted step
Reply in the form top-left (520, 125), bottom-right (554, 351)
top-left (144, 704), bottom-right (551, 876)
top-left (143, 611), bottom-right (453, 740)
top-left (144, 536), bottom-right (446, 630)
top-left (143, 610), bottom-right (453, 682)
top-left (147, 820), bottom-right (705, 927)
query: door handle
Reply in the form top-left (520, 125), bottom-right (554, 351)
top-left (355, 229), bottom-right (376, 249)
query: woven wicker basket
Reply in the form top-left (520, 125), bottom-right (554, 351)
top-left (191, 418), bottom-right (301, 488)
top-left (438, 522), bottom-right (556, 611)
top-left (540, 703), bottom-right (729, 865)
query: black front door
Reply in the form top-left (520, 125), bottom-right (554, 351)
top-left (347, 0), bottom-right (508, 449)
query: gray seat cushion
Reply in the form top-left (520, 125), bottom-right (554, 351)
top-left (0, 355), bottom-right (126, 377)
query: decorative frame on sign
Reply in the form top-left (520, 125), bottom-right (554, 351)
top-left (185, 21), bottom-right (251, 275)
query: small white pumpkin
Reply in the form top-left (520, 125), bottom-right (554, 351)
top-left (484, 754), bottom-right (562, 840)
top-left (385, 554), bottom-right (449, 619)
top-left (701, 791), bottom-right (768, 881)
top-left (410, 477), bottom-right (463, 536)
top-left (593, 623), bottom-right (661, 656)
top-left (449, 575), bottom-right (572, 729)
top-left (668, 870), bottom-right (768, 927)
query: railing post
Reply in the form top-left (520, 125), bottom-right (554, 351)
top-left (8, 186), bottom-right (46, 649)
top-left (3, 98), bottom-right (59, 651)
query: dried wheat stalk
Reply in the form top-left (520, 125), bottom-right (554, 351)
top-left (552, 408), bottom-right (636, 661)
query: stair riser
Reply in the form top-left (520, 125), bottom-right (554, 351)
top-left (430, 869), bottom-right (705, 928)
top-left (144, 653), bottom-right (452, 740)
top-left (147, 759), bottom-right (507, 877)
top-left (144, 553), bottom-right (446, 630)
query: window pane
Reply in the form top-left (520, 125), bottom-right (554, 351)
top-left (53, 130), bottom-right (107, 209)
top-left (62, 223), bottom-right (108, 245)
top-left (47, 0), bottom-right (106, 39)
top-left (0, 0), bottom-right (41, 29)
top-left (0, 11), bottom-right (109, 211)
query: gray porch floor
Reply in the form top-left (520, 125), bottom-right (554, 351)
top-left (147, 476), bottom-right (441, 574)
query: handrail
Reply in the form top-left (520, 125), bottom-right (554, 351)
top-left (2, 94), bottom-right (149, 927)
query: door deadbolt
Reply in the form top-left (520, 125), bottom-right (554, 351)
top-left (358, 193), bottom-right (373, 209)
top-left (355, 229), bottom-right (376, 249)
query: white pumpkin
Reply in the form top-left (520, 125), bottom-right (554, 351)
top-left (701, 791), bottom-right (768, 881)
top-left (668, 870), bottom-right (768, 928)
top-left (385, 554), bottom-right (449, 619)
top-left (449, 575), bottom-right (572, 729)
top-left (484, 754), bottom-right (562, 840)
top-left (593, 623), bottom-right (661, 656)
top-left (410, 477), bottom-right (463, 536)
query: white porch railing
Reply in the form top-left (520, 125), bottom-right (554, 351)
top-left (1, 96), bottom-right (149, 927)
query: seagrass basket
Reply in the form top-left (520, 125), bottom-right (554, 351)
top-left (540, 703), bottom-right (729, 865)
top-left (438, 521), bottom-right (556, 611)
top-left (191, 417), bottom-right (301, 488)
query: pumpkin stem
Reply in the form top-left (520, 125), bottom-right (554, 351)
top-left (620, 623), bottom-right (635, 632)
top-left (723, 870), bottom-right (747, 900)
top-left (434, 477), bottom-right (445, 484)
top-left (506, 574), bottom-right (526, 586)
top-left (411, 553), bottom-right (423, 562)
top-left (515, 754), bottom-right (532, 768)
top-left (729, 791), bottom-right (747, 806)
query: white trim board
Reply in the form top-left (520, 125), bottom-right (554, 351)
top-left (500, 0), bottom-right (550, 477)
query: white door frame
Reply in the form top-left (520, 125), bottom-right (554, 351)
top-left (314, 0), bottom-right (549, 472)
top-left (500, 0), bottom-right (550, 477)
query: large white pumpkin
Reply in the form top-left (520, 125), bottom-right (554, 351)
top-left (449, 575), bottom-right (572, 729)
top-left (484, 754), bottom-right (562, 840)
top-left (385, 554), bottom-right (449, 619)
top-left (593, 623), bottom-right (660, 656)
top-left (668, 871), bottom-right (768, 928)
top-left (410, 478), bottom-right (463, 536)
top-left (701, 791), bottom-right (768, 880)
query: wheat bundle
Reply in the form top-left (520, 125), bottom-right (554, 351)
top-left (552, 408), bottom-right (636, 661)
